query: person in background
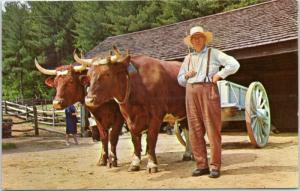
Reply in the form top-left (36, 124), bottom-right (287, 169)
top-left (88, 113), bottom-right (100, 142)
top-left (65, 104), bottom-right (79, 146)
top-left (178, 26), bottom-right (240, 178)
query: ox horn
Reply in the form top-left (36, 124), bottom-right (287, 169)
top-left (73, 64), bottom-right (87, 72)
top-left (73, 50), bottom-right (92, 67)
top-left (73, 51), bottom-right (91, 72)
top-left (90, 54), bottom-right (109, 65)
top-left (111, 55), bottom-right (119, 63)
top-left (112, 45), bottom-right (122, 58)
top-left (35, 58), bottom-right (56, 76)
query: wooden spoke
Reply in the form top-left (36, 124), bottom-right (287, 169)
top-left (260, 99), bottom-right (267, 109)
top-left (257, 90), bottom-right (263, 107)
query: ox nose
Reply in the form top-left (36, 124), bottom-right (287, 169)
top-left (53, 99), bottom-right (63, 109)
top-left (85, 96), bottom-right (95, 106)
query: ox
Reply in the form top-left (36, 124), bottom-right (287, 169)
top-left (74, 47), bottom-right (192, 173)
top-left (35, 59), bottom-right (124, 167)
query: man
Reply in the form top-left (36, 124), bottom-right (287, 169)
top-left (65, 104), bottom-right (79, 146)
top-left (177, 26), bottom-right (240, 178)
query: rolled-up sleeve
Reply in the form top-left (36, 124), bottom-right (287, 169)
top-left (177, 54), bottom-right (190, 87)
top-left (215, 49), bottom-right (240, 79)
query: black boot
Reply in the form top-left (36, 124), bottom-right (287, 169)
top-left (192, 168), bottom-right (210, 176)
top-left (209, 169), bottom-right (220, 178)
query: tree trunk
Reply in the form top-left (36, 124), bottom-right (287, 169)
top-left (20, 70), bottom-right (24, 100)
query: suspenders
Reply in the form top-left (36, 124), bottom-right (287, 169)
top-left (187, 48), bottom-right (212, 83)
top-left (205, 48), bottom-right (212, 83)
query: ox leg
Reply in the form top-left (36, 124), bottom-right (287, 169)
top-left (128, 133), bottom-right (142, 172)
top-left (146, 119), bottom-right (161, 173)
top-left (108, 119), bottom-right (123, 168)
top-left (97, 125), bottom-right (109, 166)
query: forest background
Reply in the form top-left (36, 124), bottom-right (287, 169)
top-left (2, 0), bottom-right (263, 100)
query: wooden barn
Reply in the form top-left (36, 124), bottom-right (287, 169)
top-left (85, 0), bottom-right (298, 132)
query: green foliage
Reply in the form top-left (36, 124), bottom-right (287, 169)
top-left (28, 1), bottom-right (75, 65)
top-left (2, 0), bottom-right (263, 100)
top-left (158, 0), bottom-right (222, 25)
top-left (130, 1), bottom-right (164, 31)
top-left (72, 1), bottom-right (109, 52)
top-left (223, 0), bottom-right (265, 12)
top-left (105, 1), bottom-right (149, 35)
top-left (3, 2), bottom-right (31, 100)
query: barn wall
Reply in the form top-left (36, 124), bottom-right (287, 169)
top-left (227, 52), bottom-right (298, 132)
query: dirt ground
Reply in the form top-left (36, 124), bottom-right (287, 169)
top-left (2, 118), bottom-right (298, 190)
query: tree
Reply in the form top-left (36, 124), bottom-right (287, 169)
top-left (3, 1), bottom-right (75, 100)
top-left (105, 1), bottom-right (148, 35)
top-left (28, 1), bottom-right (76, 65)
top-left (223, 0), bottom-right (265, 11)
top-left (72, 1), bottom-right (110, 52)
top-left (3, 2), bottom-right (31, 100)
top-left (130, 1), bottom-right (164, 31)
top-left (157, 0), bottom-right (264, 25)
top-left (157, 0), bottom-right (222, 25)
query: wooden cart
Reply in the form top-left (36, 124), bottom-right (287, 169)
top-left (173, 80), bottom-right (271, 148)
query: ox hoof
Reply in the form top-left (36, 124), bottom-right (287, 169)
top-left (182, 155), bottom-right (192, 161)
top-left (108, 160), bottom-right (118, 168)
top-left (96, 160), bottom-right (107, 166)
top-left (128, 165), bottom-right (140, 172)
top-left (112, 160), bottom-right (118, 167)
top-left (148, 167), bottom-right (158, 173)
top-left (108, 155), bottom-right (118, 168)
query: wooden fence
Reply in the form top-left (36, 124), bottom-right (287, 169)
top-left (13, 98), bottom-right (53, 107)
top-left (2, 100), bottom-right (81, 136)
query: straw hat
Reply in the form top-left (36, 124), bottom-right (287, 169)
top-left (183, 26), bottom-right (213, 47)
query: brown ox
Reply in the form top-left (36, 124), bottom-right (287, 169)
top-left (35, 60), bottom-right (124, 167)
top-left (74, 48), bottom-right (191, 173)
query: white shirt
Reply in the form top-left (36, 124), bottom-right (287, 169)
top-left (177, 46), bottom-right (240, 87)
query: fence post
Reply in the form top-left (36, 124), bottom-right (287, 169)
top-left (52, 109), bottom-right (56, 127)
top-left (4, 100), bottom-right (8, 114)
top-left (25, 104), bottom-right (29, 120)
top-left (33, 105), bottom-right (39, 136)
top-left (80, 105), bottom-right (85, 136)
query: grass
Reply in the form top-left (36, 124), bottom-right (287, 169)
top-left (2, 143), bottom-right (17, 150)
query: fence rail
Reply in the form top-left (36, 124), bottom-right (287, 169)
top-left (2, 100), bottom-right (82, 136)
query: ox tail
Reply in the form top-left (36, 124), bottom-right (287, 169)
top-left (174, 120), bottom-right (187, 147)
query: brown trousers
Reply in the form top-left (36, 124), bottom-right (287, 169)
top-left (186, 83), bottom-right (222, 170)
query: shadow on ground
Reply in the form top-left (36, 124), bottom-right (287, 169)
top-left (105, 151), bottom-right (263, 181)
top-left (2, 137), bottom-right (97, 154)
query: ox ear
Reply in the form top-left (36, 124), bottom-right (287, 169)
top-left (79, 75), bottom-right (90, 86)
top-left (45, 77), bottom-right (55, 87)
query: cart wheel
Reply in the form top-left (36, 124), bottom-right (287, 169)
top-left (245, 82), bottom-right (271, 147)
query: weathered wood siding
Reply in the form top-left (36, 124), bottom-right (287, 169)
top-left (227, 52), bottom-right (298, 132)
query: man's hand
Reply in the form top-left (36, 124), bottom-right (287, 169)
top-left (212, 74), bottom-right (222, 84)
top-left (185, 70), bottom-right (197, 79)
